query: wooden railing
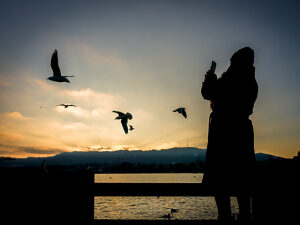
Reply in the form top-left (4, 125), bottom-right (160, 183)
top-left (2, 169), bottom-right (300, 224)
top-left (93, 183), bottom-right (216, 196)
top-left (91, 171), bottom-right (300, 224)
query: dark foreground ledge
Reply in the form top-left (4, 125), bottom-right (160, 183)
top-left (1, 166), bottom-right (300, 224)
top-left (94, 220), bottom-right (243, 225)
top-left (1, 169), bottom-right (94, 224)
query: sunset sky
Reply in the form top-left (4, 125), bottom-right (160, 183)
top-left (0, 0), bottom-right (299, 158)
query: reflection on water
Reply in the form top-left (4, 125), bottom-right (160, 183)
top-left (94, 196), bottom-right (238, 220)
top-left (95, 173), bottom-right (203, 183)
top-left (94, 173), bottom-right (238, 220)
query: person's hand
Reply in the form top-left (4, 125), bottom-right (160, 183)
top-left (205, 69), bottom-right (217, 81)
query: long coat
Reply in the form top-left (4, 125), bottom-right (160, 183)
top-left (201, 48), bottom-right (258, 191)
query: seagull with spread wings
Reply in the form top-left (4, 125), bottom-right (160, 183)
top-left (57, 104), bottom-right (76, 108)
top-left (113, 111), bottom-right (133, 134)
top-left (173, 107), bottom-right (187, 119)
top-left (47, 49), bottom-right (74, 83)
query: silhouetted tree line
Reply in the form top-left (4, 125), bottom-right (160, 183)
top-left (12, 160), bottom-right (205, 173)
top-left (1, 154), bottom-right (299, 174)
top-left (93, 161), bottom-right (205, 173)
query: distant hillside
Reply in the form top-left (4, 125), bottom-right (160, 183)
top-left (0, 147), bottom-right (205, 168)
top-left (0, 148), bottom-right (283, 168)
top-left (255, 152), bottom-right (284, 161)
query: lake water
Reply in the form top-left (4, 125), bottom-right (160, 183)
top-left (94, 173), bottom-right (239, 220)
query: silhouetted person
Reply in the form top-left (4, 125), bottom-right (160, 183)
top-left (201, 47), bottom-right (258, 222)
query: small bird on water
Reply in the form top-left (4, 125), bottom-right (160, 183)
top-left (167, 208), bottom-right (179, 214)
top-left (56, 104), bottom-right (76, 108)
top-left (47, 49), bottom-right (74, 83)
top-left (161, 213), bottom-right (171, 220)
top-left (112, 111), bottom-right (133, 134)
top-left (173, 107), bottom-right (187, 118)
top-left (170, 208), bottom-right (179, 214)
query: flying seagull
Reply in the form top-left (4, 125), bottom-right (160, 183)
top-left (129, 125), bottom-right (134, 131)
top-left (113, 110), bottom-right (133, 134)
top-left (173, 107), bottom-right (187, 118)
top-left (47, 49), bottom-right (74, 83)
top-left (57, 104), bottom-right (76, 108)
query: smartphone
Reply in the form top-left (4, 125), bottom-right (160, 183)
top-left (210, 61), bottom-right (216, 73)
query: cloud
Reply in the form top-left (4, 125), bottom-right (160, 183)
top-left (80, 145), bottom-right (111, 152)
top-left (61, 88), bottom-right (121, 104)
top-left (20, 147), bottom-right (64, 155)
top-left (111, 145), bottom-right (139, 151)
top-left (56, 88), bottom-right (124, 119)
top-left (61, 122), bottom-right (88, 130)
top-left (34, 79), bottom-right (56, 91)
top-left (0, 73), bottom-right (13, 87)
top-left (152, 142), bottom-right (178, 150)
top-left (62, 88), bottom-right (96, 98)
top-left (3, 112), bottom-right (28, 120)
top-left (0, 80), bottom-right (11, 87)
top-left (54, 104), bottom-right (112, 119)
top-left (28, 77), bottom-right (125, 120)
top-left (55, 106), bottom-right (91, 118)
top-left (0, 143), bottom-right (65, 157)
top-left (80, 145), bottom-right (140, 152)
top-left (0, 131), bottom-right (24, 141)
top-left (78, 43), bottom-right (129, 69)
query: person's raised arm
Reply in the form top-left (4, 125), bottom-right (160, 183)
top-left (201, 70), bottom-right (217, 100)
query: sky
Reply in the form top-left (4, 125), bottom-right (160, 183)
top-left (0, 0), bottom-right (299, 158)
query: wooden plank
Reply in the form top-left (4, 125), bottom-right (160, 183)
top-left (93, 183), bottom-right (217, 196)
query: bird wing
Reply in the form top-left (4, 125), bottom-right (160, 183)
top-left (51, 49), bottom-right (61, 76)
top-left (182, 109), bottom-right (187, 118)
top-left (57, 104), bottom-right (65, 107)
top-left (69, 105), bottom-right (76, 107)
top-left (121, 118), bottom-right (128, 134)
top-left (113, 110), bottom-right (125, 116)
top-left (173, 108), bottom-right (179, 112)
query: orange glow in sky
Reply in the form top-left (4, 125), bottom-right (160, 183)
top-left (0, 1), bottom-right (299, 158)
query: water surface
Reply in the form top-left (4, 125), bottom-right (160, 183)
top-left (94, 173), bottom-right (238, 220)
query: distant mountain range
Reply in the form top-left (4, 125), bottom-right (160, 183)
top-left (0, 147), bottom-right (284, 168)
